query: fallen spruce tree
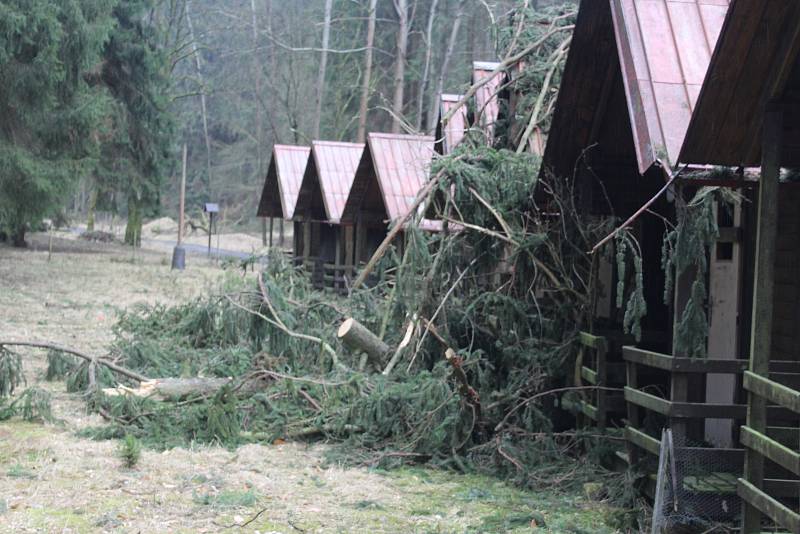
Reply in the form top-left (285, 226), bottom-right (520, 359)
top-left (1, 146), bottom-right (639, 512)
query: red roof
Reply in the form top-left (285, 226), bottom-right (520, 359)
top-left (542, 0), bottom-right (729, 179)
top-left (294, 141), bottom-right (363, 223)
top-left (437, 94), bottom-right (467, 154)
top-left (341, 133), bottom-right (435, 224)
top-left (679, 1), bottom-right (800, 167)
top-left (611, 0), bottom-right (729, 173)
top-left (256, 144), bottom-right (310, 218)
top-left (473, 61), bottom-right (504, 142)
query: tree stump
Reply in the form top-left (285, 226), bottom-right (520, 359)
top-left (337, 318), bottom-right (390, 368)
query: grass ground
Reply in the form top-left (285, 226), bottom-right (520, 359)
top-left (0, 235), bottom-right (623, 533)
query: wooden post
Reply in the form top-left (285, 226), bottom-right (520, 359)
top-left (344, 224), bottom-right (355, 279)
top-left (597, 342), bottom-right (608, 431)
top-left (741, 107), bottom-right (782, 534)
top-left (269, 217), bottom-right (274, 247)
top-left (671, 263), bottom-right (696, 444)
top-left (303, 215), bottom-right (311, 265)
top-left (334, 228), bottom-right (342, 290)
top-left (626, 358), bottom-right (640, 465)
top-left (178, 144), bottom-right (187, 246)
top-left (261, 218), bottom-right (267, 246)
top-left (279, 218), bottom-right (284, 247)
top-left (355, 214), bottom-right (366, 269)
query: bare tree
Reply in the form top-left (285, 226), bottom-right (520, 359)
top-left (391, 0), bottom-right (410, 133)
top-left (356, 0), bottom-right (378, 143)
top-left (414, 0), bottom-right (439, 131)
top-left (427, 0), bottom-right (465, 133)
top-left (250, 0), bottom-right (263, 173)
top-left (312, 0), bottom-right (333, 139)
top-left (185, 0), bottom-right (213, 198)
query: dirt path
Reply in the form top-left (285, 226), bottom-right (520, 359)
top-left (0, 236), bottom-right (617, 533)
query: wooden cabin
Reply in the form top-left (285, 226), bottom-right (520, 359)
top-left (542, 0), bottom-right (738, 502)
top-left (471, 61), bottom-right (504, 144)
top-left (676, 2), bottom-right (800, 530)
top-left (292, 140), bottom-right (363, 290)
top-left (546, 0), bottom-right (800, 528)
top-left (340, 133), bottom-right (436, 270)
top-left (256, 144), bottom-right (310, 249)
top-left (435, 93), bottom-right (467, 155)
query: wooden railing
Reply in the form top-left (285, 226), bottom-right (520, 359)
top-left (624, 346), bottom-right (800, 524)
top-left (623, 346), bottom-right (748, 504)
top-left (292, 255), bottom-right (395, 294)
top-left (738, 370), bottom-right (800, 533)
top-left (573, 331), bottom-right (625, 430)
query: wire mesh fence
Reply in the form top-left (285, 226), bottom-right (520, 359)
top-left (651, 429), bottom-right (742, 533)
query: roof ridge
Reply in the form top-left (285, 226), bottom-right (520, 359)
top-left (274, 144), bottom-right (310, 151)
top-left (312, 140), bottom-right (364, 149)
top-left (368, 132), bottom-right (435, 142)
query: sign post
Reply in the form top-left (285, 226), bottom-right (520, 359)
top-left (203, 202), bottom-right (219, 257)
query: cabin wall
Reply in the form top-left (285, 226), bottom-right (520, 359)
top-left (772, 185), bottom-right (800, 361)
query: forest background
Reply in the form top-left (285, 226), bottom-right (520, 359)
top-left (0, 0), bottom-right (573, 245)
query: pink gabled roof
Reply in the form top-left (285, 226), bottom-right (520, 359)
top-left (680, 1), bottom-right (800, 167)
top-left (611, 0), bottom-right (729, 173)
top-left (274, 145), bottom-right (310, 217)
top-left (341, 133), bottom-right (435, 224)
top-left (312, 141), bottom-right (364, 223)
top-left (541, 0), bottom-right (730, 180)
top-left (472, 61), bottom-right (504, 142)
top-left (256, 144), bottom-right (310, 219)
top-left (438, 94), bottom-right (467, 154)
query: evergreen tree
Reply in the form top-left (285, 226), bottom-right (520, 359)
top-left (0, 0), bottom-right (115, 246)
top-left (98, 0), bottom-right (173, 245)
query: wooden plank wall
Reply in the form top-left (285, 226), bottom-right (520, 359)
top-left (772, 185), bottom-right (800, 361)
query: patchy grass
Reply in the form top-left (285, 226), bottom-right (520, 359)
top-left (193, 489), bottom-right (259, 508)
top-left (0, 239), bottom-right (625, 533)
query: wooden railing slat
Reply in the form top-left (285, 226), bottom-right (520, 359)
top-left (740, 426), bottom-right (800, 476)
top-left (737, 478), bottom-right (800, 534)
top-left (743, 371), bottom-right (800, 413)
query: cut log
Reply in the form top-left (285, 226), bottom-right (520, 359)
top-left (337, 318), bottom-right (390, 368)
top-left (103, 377), bottom-right (234, 399)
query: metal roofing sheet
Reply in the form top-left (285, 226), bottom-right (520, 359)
top-left (472, 62), bottom-right (504, 142)
top-left (256, 144), bottom-right (310, 218)
top-left (611, 0), bottom-right (729, 173)
top-left (439, 93), bottom-right (467, 154)
top-left (679, 0), bottom-right (800, 167)
top-left (342, 133), bottom-right (435, 224)
top-left (312, 141), bottom-right (364, 223)
top-left (274, 146), bottom-right (311, 218)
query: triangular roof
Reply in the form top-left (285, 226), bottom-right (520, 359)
top-left (679, 0), bottom-right (800, 167)
top-left (542, 0), bottom-right (729, 178)
top-left (341, 133), bottom-right (435, 224)
top-left (293, 141), bottom-right (364, 223)
top-left (472, 61), bottom-right (504, 141)
top-left (435, 93), bottom-right (468, 155)
top-left (256, 144), bottom-right (310, 218)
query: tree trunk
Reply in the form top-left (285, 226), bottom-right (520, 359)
top-left (415, 0), bottom-right (439, 131)
top-left (186, 0), bottom-right (214, 199)
top-left (391, 0), bottom-right (409, 133)
top-left (104, 377), bottom-right (235, 399)
top-left (250, 0), bottom-right (263, 177)
top-left (356, 0), bottom-right (378, 143)
top-left (86, 186), bottom-right (98, 232)
top-left (11, 225), bottom-right (26, 248)
top-left (427, 0), bottom-right (465, 133)
top-left (338, 318), bottom-right (390, 368)
top-left (312, 0), bottom-right (333, 139)
top-left (124, 195), bottom-right (142, 247)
